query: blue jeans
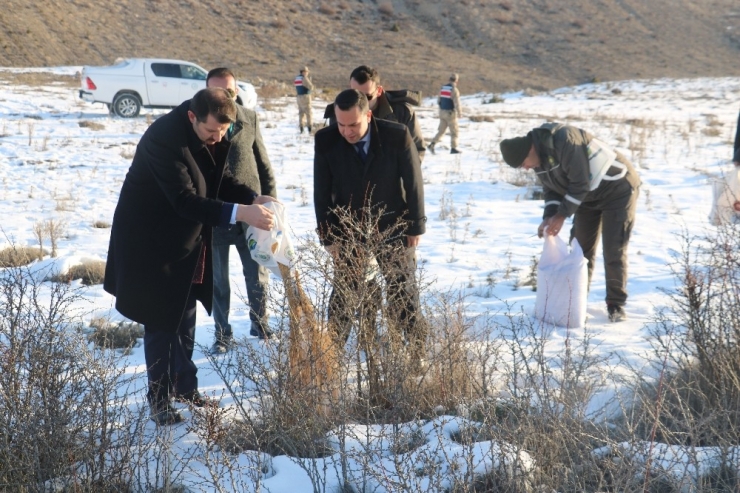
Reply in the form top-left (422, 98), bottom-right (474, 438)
top-left (212, 223), bottom-right (270, 340)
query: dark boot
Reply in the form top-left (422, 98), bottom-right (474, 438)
top-left (175, 389), bottom-right (220, 408)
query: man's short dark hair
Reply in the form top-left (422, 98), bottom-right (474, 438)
top-left (207, 67), bottom-right (237, 84)
top-left (190, 88), bottom-right (237, 124)
top-left (349, 65), bottom-right (380, 86)
top-left (334, 89), bottom-right (369, 113)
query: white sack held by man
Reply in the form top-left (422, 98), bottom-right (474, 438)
top-left (246, 201), bottom-right (295, 276)
top-left (535, 235), bottom-right (588, 328)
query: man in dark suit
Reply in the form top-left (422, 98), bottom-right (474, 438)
top-left (104, 88), bottom-right (276, 425)
top-left (313, 88), bottom-right (427, 368)
top-left (322, 65), bottom-right (426, 161)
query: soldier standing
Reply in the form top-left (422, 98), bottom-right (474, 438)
top-left (428, 73), bottom-right (462, 155)
top-left (295, 66), bottom-right (314, 134)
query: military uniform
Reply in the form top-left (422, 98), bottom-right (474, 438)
top-left (429, 74), bottom-right (462, 154)
top-left (295, 67), bottom-right (314, 133)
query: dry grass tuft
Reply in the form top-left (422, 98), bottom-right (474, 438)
top-left (49, 259), bottom-right (106, 285)
top-left (78, 120), bottom-right (105, 131)
top-left (0, 245), bottom-right (47, 267)
top-left (92, 219), bottom-right (111, 229)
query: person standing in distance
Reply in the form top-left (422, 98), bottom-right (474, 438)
top-left (206, 68), bottom-right (278, 353)
top-left (104, 88), bottom-right (277, 425)
top-left (295, 66), bottom-right (314, 134)
top-left (428, 73), bottom-right (462, 155)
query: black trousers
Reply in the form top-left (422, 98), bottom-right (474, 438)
top-left (329, 246), bottom-right (424, 352)
top-left (144, 292), bottom-right (198, 406)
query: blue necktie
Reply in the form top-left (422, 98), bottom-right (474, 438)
top-left (354, 142), bottom-right (367, 163)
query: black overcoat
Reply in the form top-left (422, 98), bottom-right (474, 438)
top-left (104, 101), bottom-right (257, 332)
top-left (313, 117), bottom-right (426, 245)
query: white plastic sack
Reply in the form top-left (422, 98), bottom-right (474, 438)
top-left (246, 201), bottom-right (295, 276)
top-left (708, 166), bottom-right (740, 226)
top-left (534, 235), bottom-right (588, 328)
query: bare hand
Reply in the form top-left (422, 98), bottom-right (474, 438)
top-left (236, 204), bottom-right (274, 230)
top-left (253, 195), bottom-right (279, 205)
top-left (734, 201), bottom-right (740, 212)
top-left (537, 214), bottom-right (566, 238)
top-left (734, 161), bottom-right (740, 168)
top-left (406, 235), bottom-right (421, 248)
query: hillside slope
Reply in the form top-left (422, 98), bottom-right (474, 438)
top-left (1, 0), bottom-right (739, 96)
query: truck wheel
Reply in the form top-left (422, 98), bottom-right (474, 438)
top-left (112, 93), bottom-right (141, 118)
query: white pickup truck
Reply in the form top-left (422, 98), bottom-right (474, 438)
top-left (78, 58), bottom-right (257, 117)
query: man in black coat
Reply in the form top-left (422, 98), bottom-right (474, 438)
top-left (104, 88), bottom-right (276, 425)
top-left (323, 65), bottom-right (426, 161)
top-left (314, 88), bottom-right (427, 368)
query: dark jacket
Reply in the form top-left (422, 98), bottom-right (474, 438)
top-left (313, 117), bottom-right (426, 245)
top-left (104, 101), bottom-right (258, 332)
top-left (227, 104), bottom-right (277, 197)
top-left (532, 123), bottom-right (641, 219)
top-left (734, 110), bottom-right (740, 163)
top-left (323, 90), bottom-right (426, 161)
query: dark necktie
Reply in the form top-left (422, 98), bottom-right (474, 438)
top-left (354, 142), bottom-right (367, 163)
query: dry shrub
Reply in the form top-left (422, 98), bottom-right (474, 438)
top-left (0, 245), bottom-right (47, 267)
top-left (629, 225), bottom-right (740, 449)
top-left (78, 120), bottom-right (105, 131)
top-left (93, 219), bottom-right (111, 228)
top-left (499, 0), bottom-right (512, 10)
top-left (0, 265), bottom-right (144, 489)
top-left (468, 114), bottom-right (495, 122)
top-left (702, 127), bottom-right (721, 137)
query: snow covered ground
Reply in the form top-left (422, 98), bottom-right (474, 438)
top-left (1, 67), bottom-right (739, 491)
